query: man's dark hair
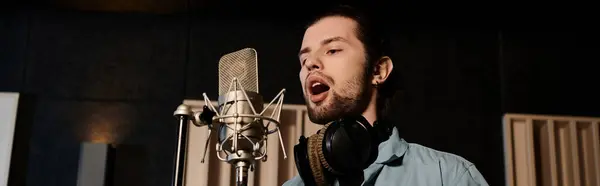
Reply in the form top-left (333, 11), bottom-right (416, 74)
top-left (305, 5), bottom-right (402, 125)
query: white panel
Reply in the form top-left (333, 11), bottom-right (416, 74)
top-left (0, 92), bottom-right (19, 186)
top-left (76, 143), bottom-right (108, 186)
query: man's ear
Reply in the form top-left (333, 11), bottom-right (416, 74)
top-left (372, 56), bottom-right (394, 85)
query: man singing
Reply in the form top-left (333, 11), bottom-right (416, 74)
top-left (284, 5), bottom-right (489, 186)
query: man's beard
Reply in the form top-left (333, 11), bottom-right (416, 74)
top-left (305, 71), bottom-right (372, 124)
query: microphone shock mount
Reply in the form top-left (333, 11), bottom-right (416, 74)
top-left (173, 78), bottom-right (287, 186)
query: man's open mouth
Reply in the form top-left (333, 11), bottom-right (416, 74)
top-left (310, 82), bottom-right (330, 95)
top-left (307, 76), bottom-right (331, 103)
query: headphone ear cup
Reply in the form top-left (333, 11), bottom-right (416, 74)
top-left (322, 117), bottom-right (374, 175)
top-left (294, 136), bottom-right (317, 186)
top-left (293, 116), bottom-right (382, 185)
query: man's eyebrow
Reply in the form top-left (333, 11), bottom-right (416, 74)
top-left (298, 36), bottom-right (348, 58)
top-left (321, 36), bottom-right (347, 45)
top-left (298, 47), bottom-right (310, 58)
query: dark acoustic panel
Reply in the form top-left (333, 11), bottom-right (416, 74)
top-left (0, 9), bottom-right (29, 92)
top-left (388, 29), bottom-right (503, 185)
top-left (185, 18), bottom-right (305, 105)
top-left (501, 31), bottom-right (600, 117)
top-left (25, 98), bottom-right (180, 186)
top-left (110, 144), bottom-right (148, 186)
top-left (49, 0), bottom-right (188, 14)
top-left (23, 10), bottom-right (187, 101)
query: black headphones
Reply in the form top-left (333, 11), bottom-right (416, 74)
top-left (293, 116), bottom-right (392, 186)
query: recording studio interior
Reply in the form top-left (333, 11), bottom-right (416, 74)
top-left (1, 0), bottom-right (599, 186)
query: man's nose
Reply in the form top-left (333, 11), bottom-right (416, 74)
top-left (304, 57), bottom-right (322, 71)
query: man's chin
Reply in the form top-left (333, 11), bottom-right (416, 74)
top-left (307, 114), bottom-right (333, 125)
top-left (306, 106), bottom-right (336, 125)
top-left (304, 95), bottom-right (339, 124)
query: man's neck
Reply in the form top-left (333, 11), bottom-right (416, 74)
top-left (361, 89), bottom-right (379, 126)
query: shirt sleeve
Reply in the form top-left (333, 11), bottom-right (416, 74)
top-left (282, 176), bottom-right (305, 186)
top-left (452, 164), bottom-right (489, 186)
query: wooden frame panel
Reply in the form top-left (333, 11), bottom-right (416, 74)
top-left (504, 113), bottom-right (600, 186)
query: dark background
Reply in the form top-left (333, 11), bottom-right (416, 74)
top-left (2, 0), bottom-right (598, 185)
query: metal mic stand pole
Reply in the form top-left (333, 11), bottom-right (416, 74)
top-left (235, 161), bottom-right (250, 186)
top-left (172, 104), bottom-right (193, 186)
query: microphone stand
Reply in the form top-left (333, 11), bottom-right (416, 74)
top-left (173, 103), bottom-right (252, 186)
top-left (172, 105), bottom-right (193, 186)
top-left (235, 161), bottom-right (250, 186)
top-left (170, 78), bottom-right (287, 186)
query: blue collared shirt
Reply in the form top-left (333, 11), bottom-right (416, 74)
top-left (283, 127), bottom-right (489, 186)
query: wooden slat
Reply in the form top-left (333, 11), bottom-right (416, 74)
top-left (184, 104), bottom-right (211, 186)
top-left (546, 120), bottom-right (559, 186)
top-left (592, 122), bottom-right (600, 186)
top-left (503, 116), bottom-right (515, 186)
top-left (291, 108), bottom-right (304, 178)
top-left (513, 119), bottom-right (534, 186)
top-left (569, 121), bottom-right (581, 186)
top-left (257, 126), bottom-right (281, 186)
top-left (557, 122), bottom-right (573, 186)
top-left (577, 122), bottom-right (595, 186)
top-left (218, 159), bottom-right (232, 186)
top-left (526, 119), bottom-right (537, 186)
top-left (303, 111), bottom-right (322, 137)
top-left (248, 162), bottom-right (255, 186)
top-left (538, 120), bottom-right (558, 186)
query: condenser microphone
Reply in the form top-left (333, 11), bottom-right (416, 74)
top-left (217, 48), bottom-right (266, 186)
top-left (172, 48), bottom-right (287, 186)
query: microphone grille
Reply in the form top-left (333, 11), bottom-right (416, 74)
top-left (218, 48), bottom-right (259, 95)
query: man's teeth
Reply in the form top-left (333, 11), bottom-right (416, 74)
top-left (311, 82), bottom-right (322, 87)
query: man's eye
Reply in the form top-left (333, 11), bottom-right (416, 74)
top-left (326, 49), bottom-right (341, 55)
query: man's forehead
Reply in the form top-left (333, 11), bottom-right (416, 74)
top-left (301, 16), bottom-right (359, 47)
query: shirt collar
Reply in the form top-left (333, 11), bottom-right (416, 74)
top-left (373, 127), bottom-right (409, 164)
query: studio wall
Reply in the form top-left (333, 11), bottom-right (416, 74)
top-left (1, 2), bottom-right (598, 186)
